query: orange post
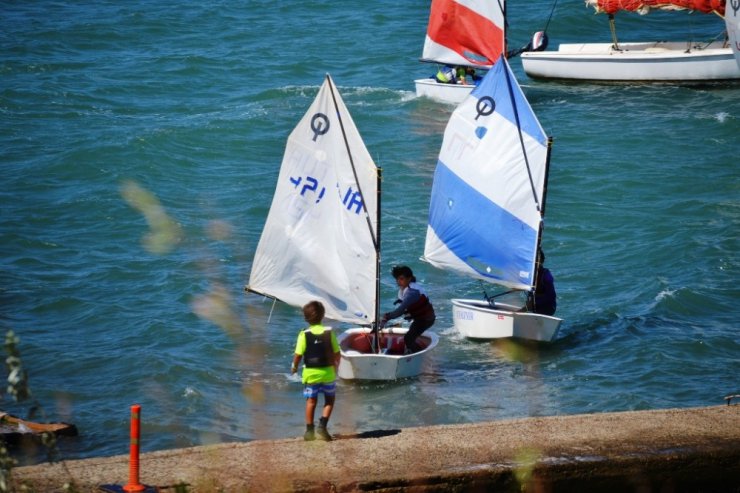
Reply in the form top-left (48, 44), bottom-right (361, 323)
top-left (123, 404), bottom-right (145, 492)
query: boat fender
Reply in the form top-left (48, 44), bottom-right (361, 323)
top-left (529, 31), bottom-right (549, 52)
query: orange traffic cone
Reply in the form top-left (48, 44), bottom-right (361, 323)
top-left (99, 404), bottom-right (157, 493)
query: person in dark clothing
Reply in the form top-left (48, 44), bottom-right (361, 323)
top-left (379, 265), bottom-right (436, 353)
top-left (527, 249), bottom-right (557, 316)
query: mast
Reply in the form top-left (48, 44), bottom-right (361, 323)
top-left (501, 58), bottom-right (552, 296)
top-left (326, 73), bottom-right (381, 352)
top-left (532, 137), bottom-right (554, 297)
top-left (502, 58), bottom-right (542, 218)
top-left (373, 168), bottom-right (382, 353)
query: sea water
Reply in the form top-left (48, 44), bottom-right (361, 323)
top-left (2, 0), bottom-right (738, 464)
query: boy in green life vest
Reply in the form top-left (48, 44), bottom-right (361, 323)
top-left (291, 300), bottom-right (340, 441)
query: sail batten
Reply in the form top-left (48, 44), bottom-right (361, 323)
top-left (586, 0), bottom-right (725, 15)
top-left (422, 0), bottom-right (506, 68)
top-left (423, 58), bottom-right (550, 293)
top-left (247, 76), bottom-right (378, 325)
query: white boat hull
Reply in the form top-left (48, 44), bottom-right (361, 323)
top-left (520, 41), bottom-right (740, 82)
top-left (337, 327), bottom-right (439, 380)
top-left (414, 78), bottom-right (476, 104)
top-left (452, 299), bottom-right (562, 342)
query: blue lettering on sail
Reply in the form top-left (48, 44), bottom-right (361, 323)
top-left (342, 186), bottom-right (363, 214)
top-left (289, 175), bottom-right (326, 204)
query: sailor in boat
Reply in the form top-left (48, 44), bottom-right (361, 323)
top-left (291, 300), bottom-right (340, 441)
top-left (434, 64), bottom-right (459, 84)
top-left (379, 265), bottom-right (436, 353)
top-left (434, 65), bottom-right (480, 85)
top-left (525, 249), bottom-right (557, 316)
top-left (458, 67), bottom-right (481, 85)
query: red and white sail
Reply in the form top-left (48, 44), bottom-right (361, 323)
top-left (586, 0), bottom-right (725, 16)
top-left (421, 0), bottom-right (505, 68)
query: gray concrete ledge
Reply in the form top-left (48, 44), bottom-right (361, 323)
top-left (11, 405), bottom-right (740, 492)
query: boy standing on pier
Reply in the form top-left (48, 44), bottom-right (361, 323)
top-left (291, 300), bottom-right (340, 441)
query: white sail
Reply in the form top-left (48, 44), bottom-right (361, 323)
top-left (247, 75), bottom-right (379, 325)
top-left (423, 58), bottom-right (550, 292)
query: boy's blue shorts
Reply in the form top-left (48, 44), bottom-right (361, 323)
top-left (303, 382), bottom-right (336, 398)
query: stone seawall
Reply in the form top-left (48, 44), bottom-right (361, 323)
top-left (11, 405), bottom-right (740, 492)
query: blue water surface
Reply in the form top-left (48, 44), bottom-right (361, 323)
top-left (1, 0), bottom-right (738, 464)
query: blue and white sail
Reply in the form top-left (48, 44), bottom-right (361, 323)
top-left (247, 75), bottom-right (379, 325)
top-left (423, 58), bottom-right (551, 292)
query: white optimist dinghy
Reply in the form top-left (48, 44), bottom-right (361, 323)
top-left (247, 74), bottom-right (438, 380)
top-left (414, 0), bottom-right (506, 104)
top-left (423, 58), bottom-right (563, 342)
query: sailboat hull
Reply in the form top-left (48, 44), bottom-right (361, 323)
top-left (337, 328), bottom-right (439, 380)
top-left (452, 299), bottom-right (562, 342)
top-left (521, 41), bottom-right (740, 83)
top-left (414, 78), bottom-right (477, 104)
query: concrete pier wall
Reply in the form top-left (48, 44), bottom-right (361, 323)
top-left (11, 405), bottom-right (740, 492)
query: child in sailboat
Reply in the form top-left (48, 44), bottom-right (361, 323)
top-left (291, 300), bottom-right (340, 441)
top-left (435, 65), bottom-right (479, 85)
top-left (379, 265), bottom-right (436, 353)
top-left (527, 249), bottom-right (557, 316)
top-left (435, 65), bottom-right (458, 84)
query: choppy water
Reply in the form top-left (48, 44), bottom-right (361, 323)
top-left (2, 0), bottom-right (738, 464)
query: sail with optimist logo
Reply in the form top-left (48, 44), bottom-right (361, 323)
top-left (423, 57), bottom-right (562, 342)
top-left (424, 58), bottom-right (549, 293)
top-left (247, 75), bottom-right (379, 326)
top-left (247, 74), bottom-right (439, 379)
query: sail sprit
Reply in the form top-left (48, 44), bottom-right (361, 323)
top-left (325, 74), bottom-right (379, 253)
top-left (501, 60), bottom-right (543, 214)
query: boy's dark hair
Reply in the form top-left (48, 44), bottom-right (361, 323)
top-left (391, 265), bottom-right (414, 279)
top-left (303, 300), bottom-right (325, 325)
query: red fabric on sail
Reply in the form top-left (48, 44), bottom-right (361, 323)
top-left (427, 0), bottom-right (505, 66)
top-left (590, 0), bottom-right (725, 15)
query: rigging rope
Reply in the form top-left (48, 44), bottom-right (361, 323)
top-left (543, 0), bottom-right (559, 33)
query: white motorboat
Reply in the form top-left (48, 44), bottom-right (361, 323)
top-left (521, 0), bottom-right (740, 83)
